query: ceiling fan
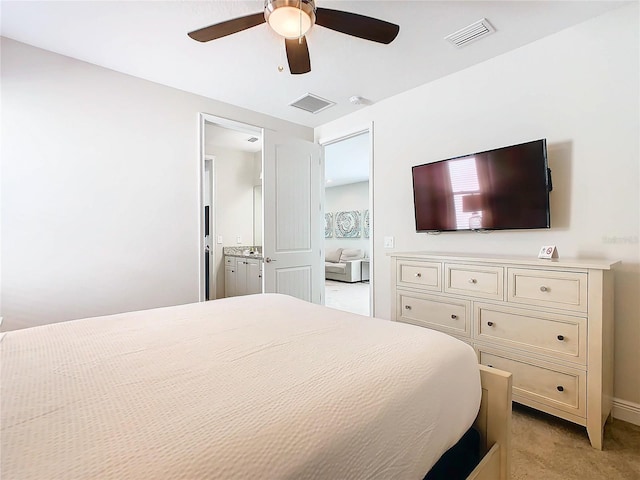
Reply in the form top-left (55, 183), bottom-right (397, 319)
top-left (188, 0), bottom-right (400, 75)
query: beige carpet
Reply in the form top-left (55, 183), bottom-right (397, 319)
top-left (512, 403), bottom-right (640, 479)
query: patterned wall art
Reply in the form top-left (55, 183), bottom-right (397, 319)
top-left (324, 213), bottom-right (333, 238)
top-left (335, 210), bottom-right (362, 238)
top-left (363, 209), bottom-right (370, 238)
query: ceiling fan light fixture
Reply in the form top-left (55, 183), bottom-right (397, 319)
top-left (188, 0), bottom-right (398, 76)
top-left (265, 0), bottom-right (316, 39)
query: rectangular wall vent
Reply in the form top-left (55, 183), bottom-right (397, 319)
top-left (247, 136), bottom-right (259, 143)
top-left (289, 93), bottom-right (335, 114)
top-left (445, 18), bottom-right (495, 47)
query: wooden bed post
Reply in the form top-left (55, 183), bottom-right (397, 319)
top-left (468, 365), bottom-right (513, 480)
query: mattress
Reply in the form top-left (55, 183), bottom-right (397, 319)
top-left (1, 294), bottom-right (481, 479)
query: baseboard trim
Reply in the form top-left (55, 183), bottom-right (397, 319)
top-left (612, 398), bottom-right (640, 426)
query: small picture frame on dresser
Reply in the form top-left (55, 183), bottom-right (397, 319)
top-left (538, 245), bottom-right (559, 259)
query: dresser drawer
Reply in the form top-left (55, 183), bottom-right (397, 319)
top-left (508, 268), bottom-right (588, 313)
top-left (444, 263), bottom-right (504, 300)
top-left (475, 304), bottom-right (586, 365)
top-left (396, 290), bottom-right (470, 337)
top-left (397, 260), bottom-right (441, 291)
top-left (479, 349), bottom-right (586, 418)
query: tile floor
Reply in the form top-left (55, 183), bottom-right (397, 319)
top-left (324, 279), bottom-right (370, 316)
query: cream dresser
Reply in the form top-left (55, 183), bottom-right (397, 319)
top-left (389, 252), bottom-right (619, 449)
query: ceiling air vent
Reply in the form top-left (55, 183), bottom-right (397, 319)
top-left (445, 18), bottom-right (495, 48)
top-left (289, 93), bottom-right (335, 114)
top-left (247, 136), bottom-right (259, 143)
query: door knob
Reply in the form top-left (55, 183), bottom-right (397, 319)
top-left (264, 257), bottom-right (276, 263)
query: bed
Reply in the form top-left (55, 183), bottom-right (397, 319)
top-left (1, 293), bottom-right (511, 479)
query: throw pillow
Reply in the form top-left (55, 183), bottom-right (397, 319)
top-left (340, 249), bottom-right (363, 262)
top-left (325, 248), bottom-right (343, 263)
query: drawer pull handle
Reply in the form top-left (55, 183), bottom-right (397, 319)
top-left (557, 386), bottom-right (564, 392)
top-left (451, 314), bottom-right (458, 319)
top-left (415, 273), bottom-right (422, 278)
top-left (557, 335), bottom-right (565, 341)
top-left (540, 286), bottom-right (549, 292)
top-left (487, 321), bottom-right (494, 327)
top-left (469, 278), bottom-right (477, 284)
top-left (487, 364), bottom-right (493, 368)
top-left (405, 305), bottom-right (412, 310)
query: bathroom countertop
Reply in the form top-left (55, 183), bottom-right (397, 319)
top-left (223, 246), bottom-right (263, 260)
top-left (225, 253), bottom-right (264, 260)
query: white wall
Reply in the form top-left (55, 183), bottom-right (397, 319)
top-left (253, 152), bottom-right (263, 247)
top-left (253, 152), bottom-right (262, 187)
top-left (325, 181), bottom-right (370, 257)
top-left (207, 147), bottom-right (256, 297)
top-left (316, 5), bottom-right (640, 406)
top-left (0, 37), bottom-right (312, 329)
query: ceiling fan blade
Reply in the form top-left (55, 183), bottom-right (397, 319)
top-left (285, 36), bottom-right (311, 75)
top-left (188, 12), bottom-right (265, 42)
top-left (315, 8), bottom-right (399, 44)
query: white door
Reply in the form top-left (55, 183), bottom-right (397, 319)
top-left (235, 259), bottom-right (248, 296)
top-left (246, 259), bottom-right (262, 295)
top-left (262, 132), bottom-right (323, 304)
top-left (224, 263), bottom-right (236, 298)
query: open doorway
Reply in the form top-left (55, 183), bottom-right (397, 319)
top-left (200, 114), bottom-right (323, 304)
top-left (200, 116), bottom-right (263, 301)
top-left (322, 130), bottom-right (373, 316)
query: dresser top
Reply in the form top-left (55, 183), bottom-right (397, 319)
top-left (388, 252), bottom-right (620, 270)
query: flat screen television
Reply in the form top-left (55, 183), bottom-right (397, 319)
top-left (412, 139), bottom-right (551, 232)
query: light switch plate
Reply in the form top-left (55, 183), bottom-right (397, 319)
top-left (384, 236), bottom-right (395, 249)
top-left (217, 235), bottom-right (223, 244)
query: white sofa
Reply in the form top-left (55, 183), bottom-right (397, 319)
top-left (325, 248), bottom-right (365, 283)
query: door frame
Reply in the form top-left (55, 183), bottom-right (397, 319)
top-left (198, 113), bottom-right (262, 301)
top-left (204, 156), bottom-right (215, 300)
top-left (318, 123), bottom-right (375, 316)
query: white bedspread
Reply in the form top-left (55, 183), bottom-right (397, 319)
top-left (1, 294), bottom-right (480, 479)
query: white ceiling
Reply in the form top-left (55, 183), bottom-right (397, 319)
top-left (324, 132), bottom-right (370, 187)
top-left (204, 123), bottom-right (368, 186)
top-left (0, 1), bottom-right (627, 128)
top-left (205, 123), bottom-right (263, 153)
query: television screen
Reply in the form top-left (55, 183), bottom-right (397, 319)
top-left (412, 139), bottom-right (551, 232)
